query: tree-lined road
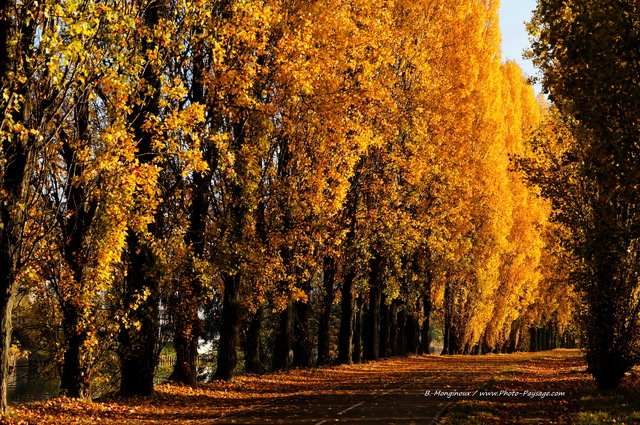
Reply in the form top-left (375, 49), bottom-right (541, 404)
top-left (7, 350), bottom-right (580, 424)
top-left (210, 352), bottom-right (550, 425)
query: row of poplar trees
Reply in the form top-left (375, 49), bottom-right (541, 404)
top-left (519, 0), bottom-right (640, 389)
top-left (0, 0), bottom-right (574, 411)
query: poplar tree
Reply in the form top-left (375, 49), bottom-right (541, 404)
top-left (527, 0), bottom-right (640, 388)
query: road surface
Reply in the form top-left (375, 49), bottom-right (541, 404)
top-left (209, 352), bottom-right (543, 425)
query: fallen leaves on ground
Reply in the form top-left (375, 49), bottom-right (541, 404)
top-left (442, 349), bottom-right (640, 425)
top-left (2, 351), bottom-right (578, 425)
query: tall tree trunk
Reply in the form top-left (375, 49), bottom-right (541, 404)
top-left (171, 322), bottom-right (199, 386)
top-left (170, 29), bottom-right (213, 387)
top-left (442, 280), bottom-right (455, 355)
top-left (529, 327), bottom-right (535, 351)
top-left (59, 95), bottom-right (95, 399)
top-left (120, 231), bottom-right (159, 396)
top-left (507, 319), bottom-right (521, 353)
top-left (292, 290), bottom-right (313, 367)
top-left (119, 0), bottom-right (167, 396)
top-left (60, 307), bottom-right (89, 398)
top-left (353, 293), bottom-right (363, 363)
top-left (418, 286), bottom-right (432, 355)
top-left (397, 310), bottom-right (407, 355)
top-left (273, 298), bottom-right (293, 371)
top-left (215, 273), bottom-right (241, 380)
top-left (537, 327), bottom-right (543, 351)
top-left (272, 243), bottom-right (294, 371)
top-left (243, 196), bottom-right (267, 375)
top-left (0, 2), bottom-right (38, 411)
top-left (317, 256), bottom-right (335, 366)
top-left (364, 254), bottom-right (382, 361)
top-left (336, 165), bottom-right (360, 366)
top-left (405, 314), bottom-right (419, 354)
top-left (169, 228), bottom-right (206, 386)
top-left (0, 0), bottom-right (11, 408)
top-left (0, 286), bottom-right (15, 413)
top-left (336, 272), bottom-right (355, 364)
top-left (244, 307), bottom-right (264, 374)
top-left (479, 330), bottom-right (491, 354)
top-left (389, 300), bottom-right (399, 356)
top-left (379, 294), bottom-right (390, 358)
top-left (292, 268), bottom-right (313, 367)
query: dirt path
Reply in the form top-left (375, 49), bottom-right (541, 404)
top-left (6, 350), bottom-right (577, 425)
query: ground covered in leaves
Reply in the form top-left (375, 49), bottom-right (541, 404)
top-left (1, 353), bottom-right (531, 424)
top-left (4, 365), bottom-right (349, 425)
top-left (442, 349), bottom-right (640, 425)
top-left (4, 349), bottom-right (636, 424)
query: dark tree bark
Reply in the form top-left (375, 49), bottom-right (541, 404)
top-left (244, 307), bottom-right (264, 374)
top-left (364, 254), bottom-right (382, 361)
top-left (379, 294), bottom-right (391, 358)
top-left (529, 327), bottom-right (536, 352)
top-left (0, 1), bottom-right (39, 411)
top-left (389, 300), bottom-right (399, 356)
top-left (405, 314), bottom-right (419, 354)
top-left (336, 271), bottom-right (355, 365)
top-left (362, 305), bottom-right (370, 358)
top-left (292, 283), bottom-right (313, 368)
top-left (397, 310), bottom-right (407, 355)
top-left (507, 319), bottom-right (522, 353)
top-left (59, 266), bottom-right (93, 399)
top-left (0, 278), bottom-right (16, 414)
top-left (335, 165), bottom-right (360, 366)
top-left (58, 94), bottom-right (96, 399)
top-left (442, 280), bottom-right (460, 355)
top-left (418, 283), bottom-right (432, 355)
top-left (242, 198), bottom-right (267, 375)
top-left (538, 327), bottom-right (544, 350)
top-left (119, 0), bottom-right (168, 396)
top-left (317, 256), bottom-right (336, 366)
top-left (292, 266), bottom-right (313, 368)
top-left (169, 28), bottom-right (214, 387)
top-left (353, 293), bottom-right (364, 363)
top-left (169, 274), bottom-right (204, 385)
top-left (60, 308), bottom-right (88, 398)
top-left (119, 231), bottom-right (160, 396)
top-left (550, 322), bottom-right (558, 349)
top-left (0, 0), bottom-right (57, 414)
top-left (214, 273), bottom-right (241, 380)
top-left (170, 320), bottom-right (200, 386)
top-left (272, 298), bottom-right (293, 371)
top-left (272, 235), bottom-right (294, 371)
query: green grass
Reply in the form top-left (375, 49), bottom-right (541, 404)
top-left (443, 365), bottom-right (518, 424)
top-left (445, 353), bottom-right (640, 425)
top-left (474, 364), bottom-right (523, 391)
top-left (445, 400), bottom-right (502, 425)
top-left (575, 388), bottom-right (640, 425)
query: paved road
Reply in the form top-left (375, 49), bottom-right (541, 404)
top-left (209, 352), bottom-right (541, 425)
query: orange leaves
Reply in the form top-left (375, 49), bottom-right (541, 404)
top-left (3, 396), bottom-right (143, 425)
top-left (409, 0), bottom-right (554, 352)
top-left (1, 352), bottom-right (573, 425)
top-left (2, 0), bottom-right (568, 404)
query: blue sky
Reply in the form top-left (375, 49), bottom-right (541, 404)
top-left (499, 0), bottom-right (541, 92)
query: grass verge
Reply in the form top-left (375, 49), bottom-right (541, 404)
top-left (441, 349), bottom-right (640, 425)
